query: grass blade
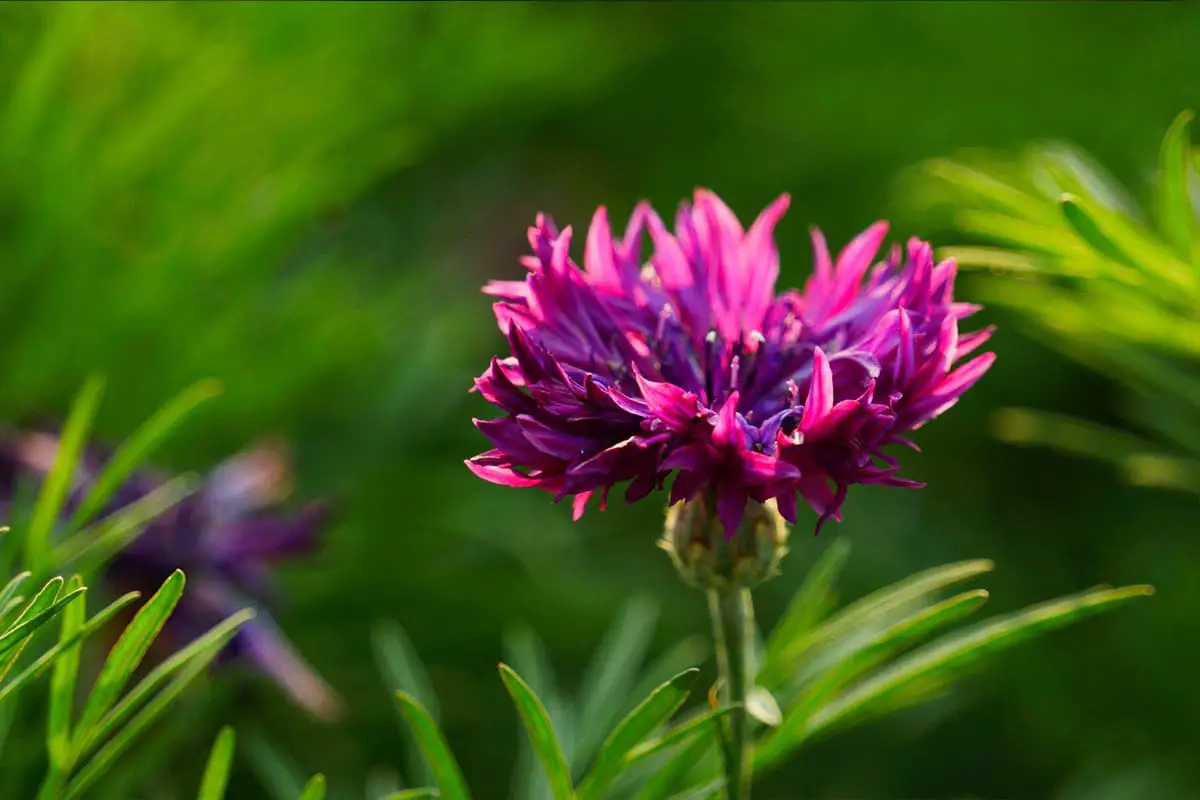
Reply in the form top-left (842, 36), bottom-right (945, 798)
top-left (499, 664), bottom-right (575, 800)
top-left (244, 732), bottom-right (306, 800)
top-left (298, 774), bottom-right (326, 800)
top-left (0, 572), bottom-right (31, 627)
top-left (1156, 110), bottom-right (1196, 264)
top-left (394, 691), bottom-right (471, 800)
top-left (761, 589), bottom-right (989, 767)
top-left (765, 538), bottom-right (850, 662)
top-left (53, 477), bottom-right (197, 576)
top-left (759, 558), bottom-right (993, 688)
top-left (630, 729), bottom-right (716, 800)
top-left (24, 375), bottom-right (105, 573)
top-left (0, 577), bottom-right (81, 659)
top-left (67, 380), bottom-right (220, 530)
top-left (45, 576), bottom-right (87, 792)
top-left (578, 668), bottom-right (699, 800)
top-left (758, 584), bottom-right (1153, 767)
top-left (624, 706), bottom-right (737, 768)
top-left (75, 609), bottom-right (252, 761)
top-left (576, 595), bottom-right (658, 761)
top-left (0, 592), bottom-right (140, 703)
top-left (385, 791), bottom-right (441, 800)
top-left (198, 727), bottom-right (236, 800)
top-left (374, 620), bottom-right (439, 786)
top-left (64, 612), bottom-right (252, 799)
top-left (72, 570), bottom-right (185, 745)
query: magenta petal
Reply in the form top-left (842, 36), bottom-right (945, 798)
top-left (800, 348), bottom-right (834, 432)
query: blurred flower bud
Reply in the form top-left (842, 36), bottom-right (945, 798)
top-left (660, 495), bottom-right (789, 591)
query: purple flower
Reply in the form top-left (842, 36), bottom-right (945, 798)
top-left (466, 190), bottom-right (995, 535)
top-left (0, 432), bottom-right (341, 720)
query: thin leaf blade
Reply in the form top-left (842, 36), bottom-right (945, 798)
top-left (198, 726), bottom-right (236, 800)
top-left (499, 664), bottom-right (575, 800)
top-left (394, 691), bottom-right (471, 800)
top-left (578, 668), bottom-right (699, 800)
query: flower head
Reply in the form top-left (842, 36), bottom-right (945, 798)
top-left (0, 432), bottom-right (340, 720)
top-left (467, 190), bottom-right (995, 536)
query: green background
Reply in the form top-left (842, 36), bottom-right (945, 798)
top-left (1, 3), bottom-right (1196, 798)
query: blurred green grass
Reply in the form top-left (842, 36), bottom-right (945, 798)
top-left (1, 2), bottom-right (1197, 798)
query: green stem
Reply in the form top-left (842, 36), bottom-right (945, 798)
top-left (708, 587), bottom-right (754, 800)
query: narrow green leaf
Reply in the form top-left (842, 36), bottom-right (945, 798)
top-left (1156, 110), bottom-right (1196, 263)
top-left (53, 477), bottom-right (197, 576)
top-left (923, 158), bottom-right (1059, 224)
top-left (244, 732), bottom-right (306, 800)
top-left (374, 621), bottom-right (440, 721)
top-left (1059, 193), bottom-right (1193, 291)
top-left (630, 726), bottom-right (715, 800)
top-left (1059, 193), bottom-right (1140, 270)
top-left (758, 584), bottom-right (1153, 768)
top-left (0, 572), bottom-right (31, 626)
top-left (499, 665), bottom-right (575, 800)
top-left (25, 375), bottom-right (105, 573)
top-left (576, 595), bottom-right (658, 761)
top-left (765, 538), bottom-right (850, 662)
top-left (64, 612), bottom-right (250, 800)
top-left (68, 380), bottom-right (220, 530)
top-left (72, 570), bottom-right (185, 745)
top-left (578, 668), bottom-right (699, 800)
top-left (385, 791), bottom-right (441, 800)
top-left (394, 691), bottom-right (471, 800)
top-left (198, 727), bottom-right (236, 800)
top-left (298, 774), bottom-right (326, 800)
top-left (374, 620), bottom-right (440, 787)
top-left (760, 558), bottom-right (993, 688)
top-left (623, 706), bottom-right (737, 768)
top-left (762, 589), bottom-right (989, 766)
top-left (504, 623), bottom-right (569, 800)
top-left (48, 576), bottom-right (87, 772)
top-left (0, 577), bottom-right (82, 659)
top-left (992, 408), bottom-right (1200, 493)
top-left (75, 609), bottom-right (252, 762)
top-left (0, 592), bottom-right (140, 703)
top-left (667, 779), bottom-right (725, 800)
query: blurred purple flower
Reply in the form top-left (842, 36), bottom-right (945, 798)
top-left (0, 433), bottom-right (340, 720)
top-left (467, 190), bottom-right (995, 535)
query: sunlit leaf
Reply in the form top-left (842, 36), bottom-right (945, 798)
top-left (44, 575), bottom-right (87, 793)
top-left (0, 592), bottom-right (140, 703)
top-left (759, 559), bottom-right (993, 688)
top-left (374, 620), bottom-right (440, 787)
top-left (765, 538), bottom-right (850, 664)
top-left (0, 577), bottom-right (82, 659)
top-left (68, 379), bottom-right (221, 530)
top-left (385, 790), bottom-right (441, 800)
top-left (64, 609), bottom-right (253, 799)
top-left (576, 595), bottom-right (658, 762)
top-left (197, 727), bottom-right (236, 800)
top-left (52, 477), bottom-right (197, 576)
top-left (74, 608), bottom-right (252, 762)
top-left (72, 570), bottom-right (185, 743)
top-left (630, 723), bottom-right (716, 800)
top-left (1156, 110), bottom-right (1196, 263)
top-left (499, 665), bottom-right (575, 800)
top-left (577, 668), bottom-right (698, 800)
top-left (298, 774), bottom-right (326, 800)
top-left (394, 691), bottom-right (471, 800)
top-left (756, 584), bottom-right (1153, 770)
top-left (24, 375), bottom-right (105, 574)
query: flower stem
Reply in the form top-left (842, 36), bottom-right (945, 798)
top-left (708, 587), bottom-right (755, 800)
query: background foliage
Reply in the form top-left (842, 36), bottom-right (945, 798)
top-left (0, 3), bottom-right (1196, 798)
